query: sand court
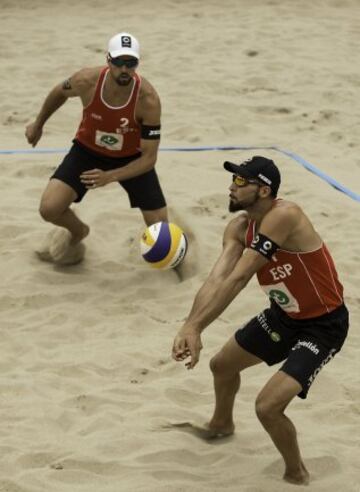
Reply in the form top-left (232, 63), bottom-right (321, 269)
top-left (0, 0), bottom-right (359, 491)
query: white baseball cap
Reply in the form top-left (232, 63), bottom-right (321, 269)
top-left (108, 32), bottom-right (140, 59)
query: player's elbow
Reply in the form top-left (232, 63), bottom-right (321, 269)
top-left (143, 154), bottom-right (157, 171)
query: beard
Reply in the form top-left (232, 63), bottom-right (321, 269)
top-left (115, 75), bottom-right (133, 86)
top-left (228, 190), bottom-right (260, 212)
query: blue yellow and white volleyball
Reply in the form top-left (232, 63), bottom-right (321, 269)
top-left (140, 222), bottom-right (188, 269)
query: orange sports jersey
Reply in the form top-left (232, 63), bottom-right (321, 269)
top-left (75, 67), bottom-right (141, 157)
top-left (245, 216), bottom-right (344, 320)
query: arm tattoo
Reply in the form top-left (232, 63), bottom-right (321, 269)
top-left (62, 79), bottom-right (72, 90)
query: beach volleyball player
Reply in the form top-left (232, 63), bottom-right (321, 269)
top-left (172, 156), bottom-right (349, 485)
top-left (25, 32), bottom-right (167, 264)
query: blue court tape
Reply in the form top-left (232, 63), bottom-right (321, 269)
top-left (1, 145), bottom-right (359, 202)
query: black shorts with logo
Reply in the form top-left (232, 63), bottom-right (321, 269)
top-left (235, 302), bottom-right (349, 399)
top-left (51, 140), bottom-right (167, 210)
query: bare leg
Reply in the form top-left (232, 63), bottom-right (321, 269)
top-left (255, 371), bottom-right (310, 485)
top-left (208, 337), bottom-right (263, 435)
top-left (141, 206), bottom-right (168, 227)
top-left (37, 179), bottom-right (89, 263)
top-left (39, 179), bottom-right (89, 242)
top-left (47, 208), bottom-right (89, 243)
top-left (163, 338), bottom-right (263, 440)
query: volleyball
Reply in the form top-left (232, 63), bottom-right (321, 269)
top-left (140, 222), bottom-right (188, 269)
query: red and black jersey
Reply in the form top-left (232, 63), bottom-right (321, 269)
top-left (245, 210), bottom-right (344, 320)
top-left (75, 67), bottom-right (141, 157)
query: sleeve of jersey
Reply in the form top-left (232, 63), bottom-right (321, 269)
top-left (249, 233), bottom-right (280, 260)
top-left (141, 125), bottom-right (161, 140)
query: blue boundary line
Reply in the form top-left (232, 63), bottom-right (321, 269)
top-left (1, 145), bottom-right (359, 202)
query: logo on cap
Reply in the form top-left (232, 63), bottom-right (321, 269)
top-left (121, 35), bottom-right (132, 47)
top-left (258, 173), bottom-right (272, 185)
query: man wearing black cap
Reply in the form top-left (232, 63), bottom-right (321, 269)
top-left (172, 156), bottom-right (348, 485)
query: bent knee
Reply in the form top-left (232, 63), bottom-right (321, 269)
top-left (255, 396), bottom-right (281, 423)
top-left (39, 200), bottom-right (64, 222)
top-left (210, 352), bottom-right (237, 377)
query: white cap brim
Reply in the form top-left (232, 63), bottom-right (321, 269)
top-left (109, 48), bottom-right (139, 59)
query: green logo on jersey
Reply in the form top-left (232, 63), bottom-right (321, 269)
top-left (269, 289), bottom-right (290, 306)
top-left (100, 135), bottom-right (119, 146)
top-left (270, 331), bottom-right (281, 342)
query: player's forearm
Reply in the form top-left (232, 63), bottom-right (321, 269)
top-left (35, 87), bottom-right (68, 127)
top-left (107, 154), bottom-right (156, 182)
top-left (185, 275), bottom-right (249, 333)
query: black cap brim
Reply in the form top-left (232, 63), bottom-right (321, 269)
top-left (223, 161), bottom-right (237, 173)
top-left (223, 161), bottom-right (253, 178)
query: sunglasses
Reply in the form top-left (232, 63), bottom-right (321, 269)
top-left (232, 174), bottom-right (262, 187)
top-left (108, 56), bottom-right (138, 69)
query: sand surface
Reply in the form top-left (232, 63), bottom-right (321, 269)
top-left (0, 1), bottom-right (359, 490)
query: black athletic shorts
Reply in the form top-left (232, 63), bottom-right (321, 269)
top-left (51, 140), bottom-right (167, 210)
top-left (235, 302), bottom-right (349, 399)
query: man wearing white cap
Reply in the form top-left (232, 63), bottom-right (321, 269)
top-left (25, 32), bottom-right (167, 264)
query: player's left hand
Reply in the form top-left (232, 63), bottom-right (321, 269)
top-left (80, 169), bottom-right (111, 189)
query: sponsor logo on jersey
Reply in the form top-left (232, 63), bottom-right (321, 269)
top-left (269, 289), bottom-right (290, 306)
top-left (91, 113), bottom-right (102, 120)
top-left (250, 234), bottom-right (277, 258)
top-left (116, 127), bottom-right (136, 135)
top-left (270, 331), bottom-right (281, 342)
top-left (257, 311), bottom-right (282, 342)
top-left (100, 135), bottom-right (118, 146)
top-left (292, 340), bottom-right (320, 355)
top-left (261, 282), bottom-right (300, 313)
top-left (307, 348), bottom-right (337, 387)
top-left (95, 130), bottom-right (124, 151)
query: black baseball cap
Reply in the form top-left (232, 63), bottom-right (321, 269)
top-left (223, 156), bottom-right (281, 196)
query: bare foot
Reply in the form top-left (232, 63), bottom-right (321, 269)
top-left (56, 242), bottom-right (86, 266)
top-left (283, 462), bottom-right (310, 486)
top-left (36, 225), bottom-right (89, 265)
top-left (49, 225), bottom-right (89, 261)
top-left (48, 229), bottom-right (72, 261)
top-left (70, 224), bottom-right (90, 245)
top-left (49, 229), bottom-right (87, 265)
top-left (162, 422), bottom-right (234, 441)
top-left (35, 229), bottom-right (60, 262)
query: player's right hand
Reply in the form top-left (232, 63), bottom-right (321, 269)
top-left (25, 122), bottom-right (43, 147)
top-left (172, 327), bottom-right (203, 369)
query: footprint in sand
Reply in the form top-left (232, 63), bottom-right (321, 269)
top-left (164, 387), bottom-right (212, 407)
top-left (196, 194), bottom-right (228, 212)
top-left (149, 469), bottom-right (205, 482)
top-left (3, 110), bottom-right (28, 125)
top-left (17, 451), bottom-right (60, 469)
top-left (84, 43), bottom-right (104, 54)
top-left (136, 447), bottom-right (225, 466)
top-left (49, 457), bottom-right (126, 476)
top-left (0, 480), bottom-right (30, 492)
top-left (159, 422), bottom-right (234, 442)
top-left (249, 105), bottom-right (291, 116)
top-left (61, 394), bottom-right (119, 417)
